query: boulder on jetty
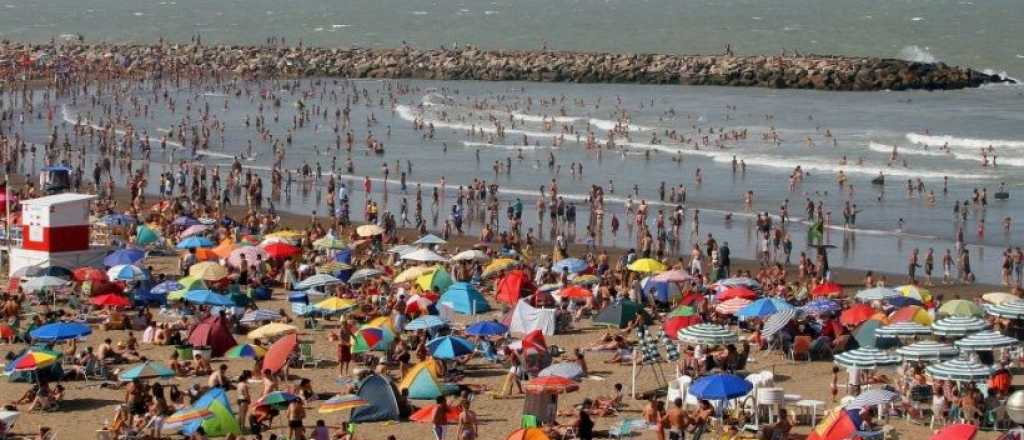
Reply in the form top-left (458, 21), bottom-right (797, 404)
top-left (0, 42), bottom-right (1012, 91)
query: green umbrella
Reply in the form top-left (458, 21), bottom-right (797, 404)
top-left (135, 225), bottom-right (160, 246)
top-left (668, 305), bottom-right (697, 318)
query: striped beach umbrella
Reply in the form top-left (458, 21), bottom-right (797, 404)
top-left (833, 347), bottom-right (900, 369)
top-left (240, 309), bottom-right (282, 323)
top-left (714, 277), bottom-right (762, 292)
top-left (715, 298), bottom-right (751, 315)
top-left (318, 394), bottom-right (369, 414)
top-left (855, 287), bottom-right (899, 302)
top-left (297, 274), bottom-right (343, 290)
top-left (953, 330), bottom-right (1019, 351)
top-left (985, 300), bottom-right (1024, 319)
top-left (896, 341), bottom-right (960, 362)
top-left (163, 407), bottom-right (214, 429)
top-left (405, 315), bottom-right (446, 331)
top-left (313, 236), bottom-right (348, 250)
top-left (801, 298), bottom-right (841, 315)
top-left (931, 316), bottom-right (989, 337)
top-left (677, 323), bottom-right (739, 345)
top-left (876, 321), bottom-right (932, 338)
top-left (762, 308), bottom-right (797, 338)
top-left (847, 389), bottom-right (899, 409)
top-left (926, 356), bottom-right (994, 382)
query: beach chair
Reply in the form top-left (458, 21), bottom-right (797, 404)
top-left (298, 342), bottom-right (326, 369)
top-left (788, 336), bottom-right (811, 362)
top-left (83, 358), bottom-right (111, 382)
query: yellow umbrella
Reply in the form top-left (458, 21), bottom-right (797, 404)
top-left (896, 285), bottom-right (932, 302)
top-left (188, 261), bottom-right (229, 281)
top-left (247, 322), bottom-right (298, 340)
top-left (938, 299), bottom-right (983, 318)
top-left (356, 224), bottom-right (384, 237)
top-left (394, 266), bottom-right (433, 284)
top-left (627, 258), bottom-right (667, 273)
top-left (267, 230), bottom-right (304, 240)
top-left (315, 297), bottom-right (357, 313)
top-left (482, 258), bottom-right (518, 278)
top-left (982, 292), bottom-right (1019, 305)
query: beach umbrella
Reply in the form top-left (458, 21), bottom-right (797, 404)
top-left (668, 305), bottom-right (698, 318)
top-left (257, 391), bottom-right (302, 408)
top-left (163, 408), bottom-right (215, 429)
top-left (400, 248), bottom-right (448, 263)
top-left (801, 298), bottom-right (841, 315)
top-left (405, 315), bottom-right (447, 331)
top-left (847, 389), bottom-right (899, 409)
top-left (852, 319), bottom-right (884, 348)
top-left (150, 280), bottom-right (183, 295)
top-left (410, 404), bottom-right (462, 423)
top-left (897, 285), bottom-right (932, 302)
top-left (811, 282), bottom-right (843, 297)
top-left (413, 234), bottom-right (447, 246)
top-left (351, 325), bottom-right (395, 353)
top-left (314, 297), bottom-right (357, 313)
top-left (762, 308), bottom-right (797, 338)
top-left (135, 224), bottom-right (160, 246)
top-left (714, 298), bottom-right (751, 315)
top-left (103, 245), bottom-right (145, 266)
top-left (559, 285), bottom-right (593, 300)
top-left (107, 264), bottom-right (147, 282)
top-left (689, 374), bottom-right (753, 400)
top-left (506, 428), bottom-right (551, 440)
top-left (954, 330), bottom-right (1019, 351)
top-left (552, 258), bottom-right (588, 274)
top-left (982, 292), bottom-right (1019, 305)
top-left (452, 249), bottom-right (488, 262)
top-left (262, 334), bottom-right (298, 373)
top-left (240, 309), bottom-right (282, 324)
top-left (653, 269), bottom-right (693, 283)
top-left (184, 290), bottom-right (235, 307)
top-left (715, 286), bottom-right (757, 301)
top-left (348, 268), bottom-right (384, 284)
top-left (29, 322), bottom-right (91, 342)
top-left (939, 300), bottom-right (983, 318)
top-left (167, 276), bottom-right (207, 300)
top-left (355, 224), bottom-right (384, 237)
top-left (876, 321), bottom-right (932, 338)
top-left (22, 275), bottom-right (70, 292)
top-left (225, 343), bottom-right (267, 359)
top-left (387, 244), bottom-right (418, 256)
top-left (677, 323), bottom-right (738, 345)
top-left (736, 297), bottom-right (792, 319)
top-left (177, 236), bottom-right (215, 249)
top-left (525, 376), bottom-right (580, 394)
top-left (172, 216), bottom-right (200, 226)
top-left (356, 328), bottom-right (386, 349)
top-left (34, 266), bottom-right (73, 279)
top-left (840, 303), bottom-right (876, 326)
top-left (890, 305), bottom-right (933, 326)
top-left (627, 258), bottom-right (666, 273)
top-left (664, 315), bottom-right (702, 340)
top-left (539, 362), bottom-right (585, 380)
top-left (427, 335), bottom-right (475, 359)
top-left (986, 300), bottom-right (1024, 319)
top-left (416, 267), bottom-right (453, 292)
top-left (482, 258), bottom-right (519, 277)
top-left (404, 294), bottom-right (437, 315)
top-left (91, 293), bottom-right (131, 308)
top-left (885, 296), bottom-right (924, 308)
top-left (316, 261), bottom-right (352, 274)
top-left (180, 224), bottom-right (210, 239)
top-left (262, 242), bottom-right (300, 259)
top-left (248, 323), bottom-right (298, 340)
top-left (318, 394), bottom-right (369, 414)
top-left (896, 341), bottom-right (959, 362)
top-left (466, 320), bottom-right (508, 337)
top-left (227, 246), bottom-right (268, 268)
top-left (715, 277), bottom-right (762, 290)
top-left (833, 347), bottom-right (900, 369)
top-left (394, 266), bottom-right (433, 284)
top-left (210, 239), bottom-right (237, 259)
top-left (118, 361), bottom-right (175, 381)
top-left (931, 316), bottom-right (989, 337)
top-left (312, 236), bottom-right (347, 250)
top-left (570, 274), bottom-right (601, 286)
top-left (188, 262), bottom-right (228, 281)
top-left (855, 287), bottom-right (899, 302)
top-left (72, 267), bottom-right (109, 283)
top-left (926, 356), bottom-right (994, 382)
top-left (297, 274), bottom-right (342, 290)
top-left (538, 283), bottom-right (563, 293)
top-left (10, 349), bottom-right (59, 371)
top-left (928, 423), bottom-right (978, 440)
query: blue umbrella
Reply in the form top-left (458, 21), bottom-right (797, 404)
top-left (176, 236), bottom-right (214, 249)
top-left (118, 361), bottom-right (176, 381)
top-left (801, 298), bottom-right (841, 315)
top-left (29, 322), bottom-right (92, 342)
top-left (552, 258), bottom-right (588, 274)
top-left (886, 296), bottom-right (923, 308)
top-left (184, 290), bottom-right (235, 307)
top-left (150, 280), bottom-right (183, 295)
top-left (689, 374), bottom-right (753, 400)
top-left (426, 336), bottom-right (475, 359)
top-left (736, 298), bottom-right (793, 319)
top-left (103, 248), bottom-right (146, 267)
top-left (405, 315), bottom-right (447, 331)
top-left (465, 320), bottom-right (509, 337)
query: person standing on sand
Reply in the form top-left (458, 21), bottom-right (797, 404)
top-left (336, 323), bottom-right (353, 376)
top-left (432, 396), bottom-right (449, 440)
top-left (455, 399), bottom-right (478, 440)
top-left (287, 397), bottom-right (306, 440)
top-left (666, 398), bottom-right (688, 440)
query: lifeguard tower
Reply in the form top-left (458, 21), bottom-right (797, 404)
top-left (8, 193), bottom-right (108, 276)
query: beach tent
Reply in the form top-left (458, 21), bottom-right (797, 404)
top-left (181, 387), bottom-right (241, 437)
top-left (496, 270), bottom-right (536, 305)
top-left (350, 374), bottom-right (401, 422)
top-left (506, 300), bottom-right (556, 336)
top-left (188, 315), bottom-right (237, 357)
top-left (399, 359), bottom-right (453, 400)
top-left (593, 300), bottom-right (649, 328)
top-left (416, 266), bottom-right (453, 293)
top-left (643, 279), bottom-right (681, 304)
top-left (439, 282), bottom-right (491, 315)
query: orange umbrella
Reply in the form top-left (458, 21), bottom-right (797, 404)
top-left (558, 285), bottom-right (592, 300)
top-left (194, 248), bottom-right (220, 262)
top-left (262, 333), bottom-right (298, 374)
top-left (525, 376), bottom-right (579, 394)
top-left (812, 282), bottom-right (843, 297)
top-left (409, 404), bottom-right (461, 424)
top-left (840, 303), bottom-right (876, 326)
top-left (211, 239), bottom-right (237, 259)
top-left (506, 428), bottom-right (551, 440)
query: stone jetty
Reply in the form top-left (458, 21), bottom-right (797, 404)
top-left (1, 42), bottom-right (1012, 91)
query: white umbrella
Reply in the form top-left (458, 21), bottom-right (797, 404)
top-left (399, 248), bottom-right (449, 263)
top-left (295, 274), bottom-right (342, 289)
top-left (677, 324), bottom-right (738, 345)
top-left (985, 300), bottom-right (1024, 319)
top-left (847, 389), bottom-right (899, 409)
top-left (855, 287), bottom-right (899, 302)
top-left (954, 330), bottom-right (1019, 351)
top-left (875, 321), bottom-right (932, 338)
top-left (896, 341), bottom-right (959, 362)
top-left (22, 275), bottom-right (70, 292)
top-left (413, 234), bottom-right (447, 246)
top-left (931, 316), bottom-right (989, 337)
top-left (926, 356), bottom-right (994, 382)
top-left (387, 244), bottom-right (418, 256)
top-left (452, 249), bottom-right (488, 262)
top-left (833, 347), bottom-right (900, 369)
top-left (348, 268), bottom-right (383, 284)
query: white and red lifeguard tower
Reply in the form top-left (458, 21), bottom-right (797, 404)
top-left (8, 193), bottom-right (108, 276)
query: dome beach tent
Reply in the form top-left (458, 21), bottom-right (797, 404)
top-left (398, 359), bottom-right (457, 400)
top-left (188, 315), bottom-right (237, 357)
top-left (180, 387), bottom-right (241, 437)
top-left (350, 374), bottom-right (401, 422)
top-left (593, 300), bottom-right (649, 328)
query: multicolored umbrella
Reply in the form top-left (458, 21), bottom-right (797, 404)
top-left (256, 391), bottom-right (301, 408)
top-left (118, 361), bottom-right (176, 381)
top-left (889, 305), bottom-right (933, 326)
top-left (897, 285), bottom-right (933, 302)
top-left (225, 343), bottom-right (267, 359)
top-left (714, 298), bottom-right (751, 315)
top-left (11, 349), bottom-right (59, 371)
top-left (404, 294), bottom-right (436, 315)
top-left (318, 394), bottom-right (369, 414)
top-left (356, 328), bottom-right (386, 349)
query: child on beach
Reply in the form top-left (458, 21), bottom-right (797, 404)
top-left (830, 366), bottom-right (840, 402)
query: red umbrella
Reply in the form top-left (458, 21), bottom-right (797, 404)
top-left (87, 281), bottom-right (125, 296)
top-left (812, 282), bottom-right (843, 297)
top-left (0, 323), bottom-right (15, 339)
top-left (91, 293), bottom-right (131, 308)
top-left (409, 404), bottom-right (461, 424)
top-left (262, 333), bottom-right (298, 373)
top-left (715, 286), bottom-right (757, 301)
top-left (404, 295), bottom-right (434, 315)
top-left (679, 293), bottom-right (705, 306)
top-left (262, 242), bottom-right (300, 259)
top-left (928, 423), bottom-right (977, 440)
top-left (663, 315), bottom-right (702, 340)
top-left (522, 330), bottom-right (547, 353)
top-left (526, 376), bottom-right (579, 394)
top-left (73, 267), bottom-right (108, 283)
top-left (840, 303), bottom-right (876, 326)
top-left (559, 285), bottom-right (592, 300)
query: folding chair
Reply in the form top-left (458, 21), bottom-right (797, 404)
top-left (298, 342), bottom-right (326, 368)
